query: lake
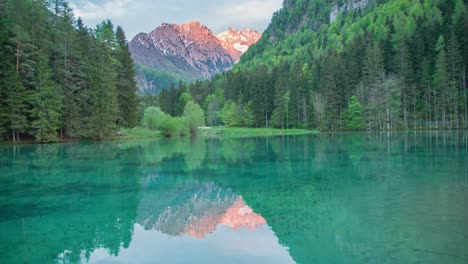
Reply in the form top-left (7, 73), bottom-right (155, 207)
top-left (0, 131), bottom-right (467, 264)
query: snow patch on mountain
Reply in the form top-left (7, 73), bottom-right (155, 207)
top-left (234, 43), bottom-right (249, 53)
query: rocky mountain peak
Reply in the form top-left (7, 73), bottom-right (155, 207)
top-left (216, 28), bottom-right (261, 62)
top-left (129, 21), bottom-right (262, 93)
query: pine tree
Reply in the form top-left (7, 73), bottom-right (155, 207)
top-left (30, 55), bottom-right (62, 142)
top-left (4, 74), bottom-right (29, 142)
top-left (446, 30), bottom-right (462, 128)
top-left (204, 94), bottom-right (220, 126)
top-left (115, 26), bottom-right (138, 128)
top-left (433, 35), bottom-right (450, 128)
top-left (345, 95), bottom-right (364, 130)
top-left (272, 81), bottom-right (288, 129)
top-left (362, 42), bottom-right (385, 106)
top-left (90, 20), bottom-right (118, 139)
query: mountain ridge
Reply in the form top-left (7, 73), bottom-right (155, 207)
top-left (129, 21), bottom-right (261, 94)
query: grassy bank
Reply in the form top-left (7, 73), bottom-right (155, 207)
top-left (0, 126), bottom-right (318, 145)
top-left (199, 126), bottom-right (318, 138)
top-left (111, 127), bottom-right (162, 140)
top-left (118, 126), bottom-right (318, 139)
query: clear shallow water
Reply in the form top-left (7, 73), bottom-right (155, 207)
top-left (0, 131), bottom-right (467, 264)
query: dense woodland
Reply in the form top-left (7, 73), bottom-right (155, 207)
top-left (155, 0), bottom-right (467, 131)
top-left (0, 0), bottom-right (139, 142)
top-left (1, 0), bottom-right (467, 143)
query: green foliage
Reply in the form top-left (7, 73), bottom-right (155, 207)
top-left (29, 57), bottom-right (62, 143)
top-left (345, 96), bottom-right (364, 130)
top-left (204, 94), bottom-right (221, 126)
top-left (242, 101), bottom-right (255, 127)
top-left (366, 75), bottom-right (401, 130)
top-left (0, 0), bottom-right (139, 142)
top-left (178, 92), bottom-right (193, 113)
top-left (142, 104), bottom-right (205, 137)
top-left (158, 115), bottom-right (177, 137)
top-left (135, 64), bottom-right (183, 94)
top-left (220, 101), bottom-right (257, 127)
top-left (221, 101), bottom-right (243, 127)
top-left (182, 0), bottom-right (468, 131)
top-left (183, 101), bottom-right (205, 135)
top-left (115, 26), bottom-right (139, 128)
top-left (142, 107), bottom-right (166, 131)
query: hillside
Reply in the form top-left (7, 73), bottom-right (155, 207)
top-left (176, 0), bottom-right (467, 131)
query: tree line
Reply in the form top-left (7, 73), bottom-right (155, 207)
top-left (0, 0), bottom-right (139, 142)
top-left (149, 0), bottom-right (467, 131)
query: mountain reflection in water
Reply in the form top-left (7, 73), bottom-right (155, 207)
top-left (138, 181), bottom-right (266, 239)
top-left (1, 132), bottom-right (467, 264)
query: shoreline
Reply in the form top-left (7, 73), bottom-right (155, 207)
top-left (1, 127), bottom-right (466, 146)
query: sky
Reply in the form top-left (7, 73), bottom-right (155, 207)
top-left (69, 0), bottom-right (283, 40)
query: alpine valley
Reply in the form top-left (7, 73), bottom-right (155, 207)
top-left (129, 21), bottom-right (261, 94)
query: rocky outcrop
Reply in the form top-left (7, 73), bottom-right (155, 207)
top-left (330, 0), bottom-right (370, 23)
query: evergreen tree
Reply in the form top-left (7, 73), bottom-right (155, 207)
top-left (205, 94), bottom-right (221, 126)
top-left (433, 35), bottom-right (450, 128)
top-left (361, 42), bottom-right (385, 105)
top-left (91, 20), bottom-right (118, 139)
top-left (345, 96), bottom-right (364, 130)
top-left (30, 56), bottom-right (62, 142)
top-left (3, 73), bottom-right (29, 142)
top-left (446, 30), bottom-right (462, 128)
top-left (115, 26), bottom-right (138, 128)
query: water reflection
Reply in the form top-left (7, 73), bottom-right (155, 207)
top-left (0, 131), bottom-right (467, 264)
top-left (137, 181), bottom-right (266, 239)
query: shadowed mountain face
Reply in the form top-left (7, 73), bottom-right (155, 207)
top-left (129, 21), bottom-right (260, 94)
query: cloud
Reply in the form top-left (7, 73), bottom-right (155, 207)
top-left (71, 0), bottom-right (133, 20)
top-left (211, 0), bottom-right (282, 25)
top-left (69, 0), bottom-right (283, 39)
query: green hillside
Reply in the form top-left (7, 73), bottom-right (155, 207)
top-left (176, 0), bottom-right (467, 131)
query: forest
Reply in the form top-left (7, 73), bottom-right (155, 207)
top-left (1, 0), bottom-right (467, 143)
top-left (0, 0), bottom-right (139, 142)
top-left (155, 0), bottom-right (467, 131)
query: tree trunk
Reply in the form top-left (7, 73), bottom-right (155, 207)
top-left (281, 111), bottom-right (284, 130)
top-left (463, 65), bottom-right (467, 128)
top-left (403, 98), bottom-right (408, 129)
top-left (386, 104), bottom-right (390, 131)
top-left (413, 87), bottom-right (417, 129)
top-left (425, 92), bottom-right (429, 129)
top-left (302, 92), bottom-right (307, 127)
top-left (434, 88), bottom-right (438, 129)
top-left (16, 41), bottom-right (20, 75)
top-left (12, 129), bottom-right (16, 143)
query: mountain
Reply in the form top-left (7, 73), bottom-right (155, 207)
top-left (129, 21), bottom-right (261, 94)
top-left (217, 28), bottom-right (262, 62)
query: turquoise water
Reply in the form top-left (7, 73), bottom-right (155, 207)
top-left (0, 131), bottom-right (467, 264)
